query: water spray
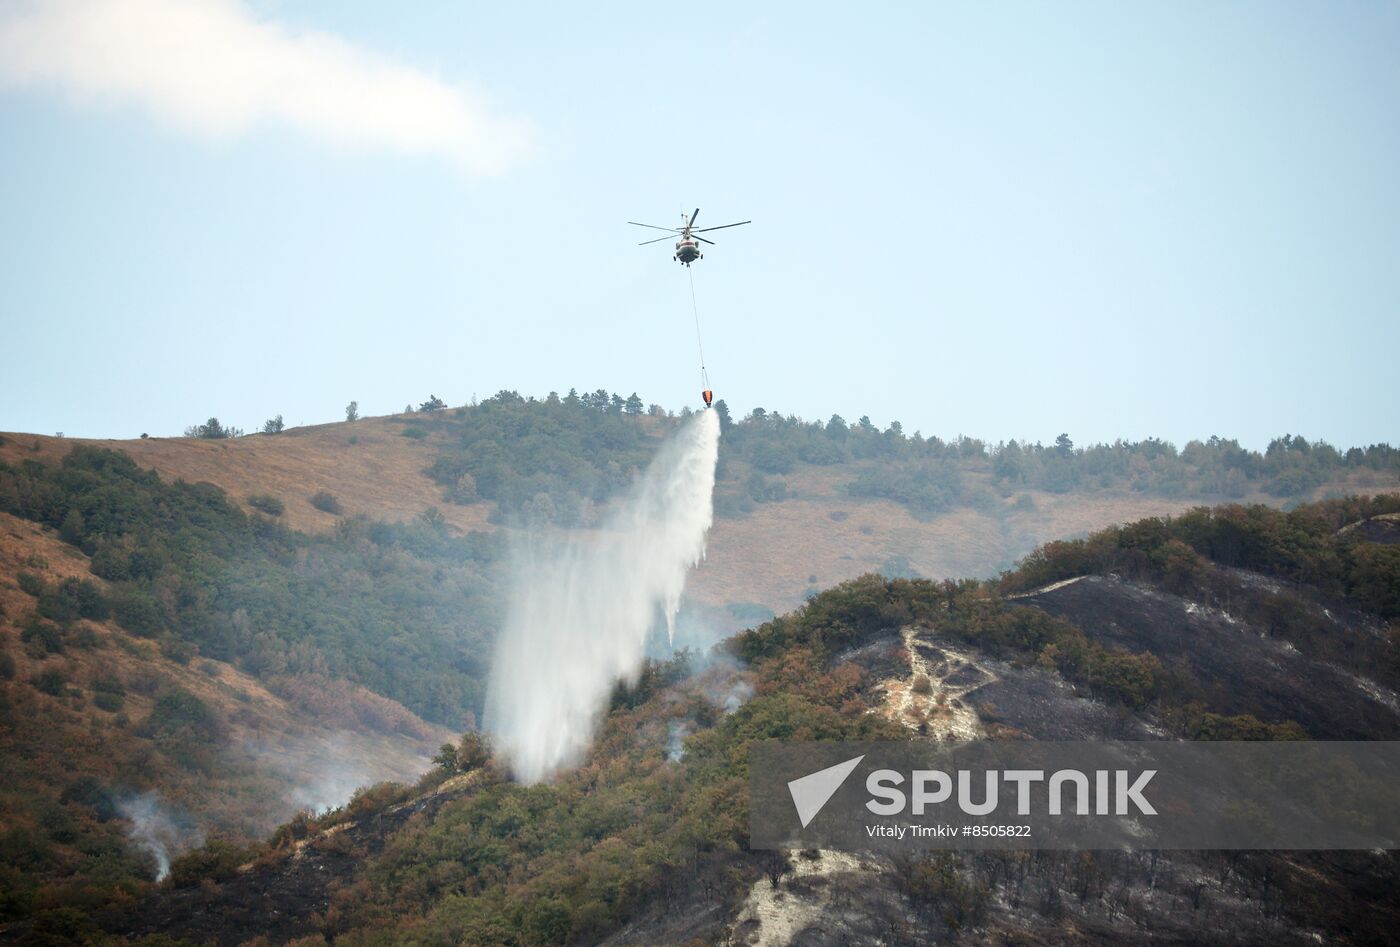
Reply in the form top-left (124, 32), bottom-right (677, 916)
top-left (485, 410), bottom-right (721, 784)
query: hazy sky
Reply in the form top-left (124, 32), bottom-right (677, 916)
top-left (2, 0), bottom-right (1397, 449)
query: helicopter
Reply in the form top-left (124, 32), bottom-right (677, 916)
top-left (628, 208), bottom-right (750, 265)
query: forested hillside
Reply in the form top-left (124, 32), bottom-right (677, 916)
top-left (0, 446), bottom-right (501, 725)
top-left (72, 491), bottom-right (1400, 946)
top-left (0, 447), bottom-right (493, 923)
top-left (398, 391), bottom-right (1400, 524)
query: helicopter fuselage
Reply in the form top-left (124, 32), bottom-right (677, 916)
top-left (674, 238), bottom-right (702, 265)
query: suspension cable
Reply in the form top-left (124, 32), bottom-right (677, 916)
top-left (687, 265), bottom-right (710, 391)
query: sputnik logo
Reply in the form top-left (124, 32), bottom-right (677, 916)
top-left (787, 755), bottom-right (865, 828)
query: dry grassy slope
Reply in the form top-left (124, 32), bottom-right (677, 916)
top-left (4, 417), bottom-right (1395, 617)
top-left (0, 414), bottom-right (493, 536)
top-left (690, 463), bottom-right (1400, 614)
top-left (0, 511), bottom-right (453, 836)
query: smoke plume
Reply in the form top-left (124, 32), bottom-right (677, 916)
top-left (117, 792), bottom-right (201, 882)
top-left (486, 410), bottom-right (720, 784)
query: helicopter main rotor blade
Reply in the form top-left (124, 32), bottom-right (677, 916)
top-left (692, 220), bottom-right (751, 233)
top-left (628, 221), bottom-right (684, 233)
top-left (693, 234), bottom-right (716, 245)
top-left (637, 233), bottom-right (679, 245)
top-left (688, 208), bottom-right (700, 228)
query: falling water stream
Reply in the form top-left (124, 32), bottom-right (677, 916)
top-left (485, 409), bottom-right (720, 784)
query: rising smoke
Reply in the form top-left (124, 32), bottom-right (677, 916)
top-left (116, 792), bottom-right (202, 882)
top-left (242, 731), bottom-right (435, 816)
top-left (485, 409), bottom-right (720, 784)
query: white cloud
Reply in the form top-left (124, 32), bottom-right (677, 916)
top-left (0, 0), bottom-right (529, 174)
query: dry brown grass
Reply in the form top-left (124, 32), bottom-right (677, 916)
top-left (1, 415), bottom-right (493, 535)
top-left (690, 471), bottom-right (1216, 613)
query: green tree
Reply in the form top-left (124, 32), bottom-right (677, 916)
top-left (456, 731), bottom-right (492, 770)
top-left (262, 415), bottom-right (284, 434)
top-left (624, 392), bottom-right (644, 415)
top-left (713, 399), bottom-right (733, 434)
top-left (184, 418), bottom-right (241, 439)
top-left (59, 509), bottom-right (85, 545)
top-left (432, 743), bottom-right (459, 772)
top-left (345, 401), bottom-right (359, 422)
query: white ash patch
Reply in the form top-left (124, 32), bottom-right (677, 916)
top-left (871, 628), bottom-right (991, 741)
top-left (1350, 673), bottom-right (1400, 713)
top-left (1006, 574), bottom-right (1087, 600)
top-left (727, 850), bottom-right (875, 947)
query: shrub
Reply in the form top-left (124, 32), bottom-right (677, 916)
top-left (400, 427), bottom-right (427, 440)
top-left (59, 776), bottom-right (117, 821)
top-left (752, 441), bottom-right (798, 474)
top-left (17, 572), bottom-right (45, 598)
top-left (746, 472), bottom-right (788, 503)
top-left (247, 494), bottom-right (285, 516)
top-left (143, 687), bottom-right (220, 739)
top-left (346, 781), bottom-right (413, 819)
top-left (74, 579), bottom-right (109, 620)
top-left (799, 439), bottom-right (847, 465)
top-left (111, 589), bottom-right (165, 637)
top-left (166, 840), bottom-right (252, 888)
top-left (714, 490), bottom-right (755, 519)
top-left (21, 618), bottom-right (65, 654)
top-left (38, 578), bottom-right (109, 622)
top-left (309, 491), bottom-right (343, 515)
top-left (93, 690), bottom-right (124, 713)
top-left (59, 510), bottom-right (85, 544)
top-left (41, 805), bottom-right (78, 843)
top-left (456, 731), bottom-right (492, 771)
top-left (31, 669), bottom-right (68, 696)
top-left (159, 636), bottom-right (196, 665)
